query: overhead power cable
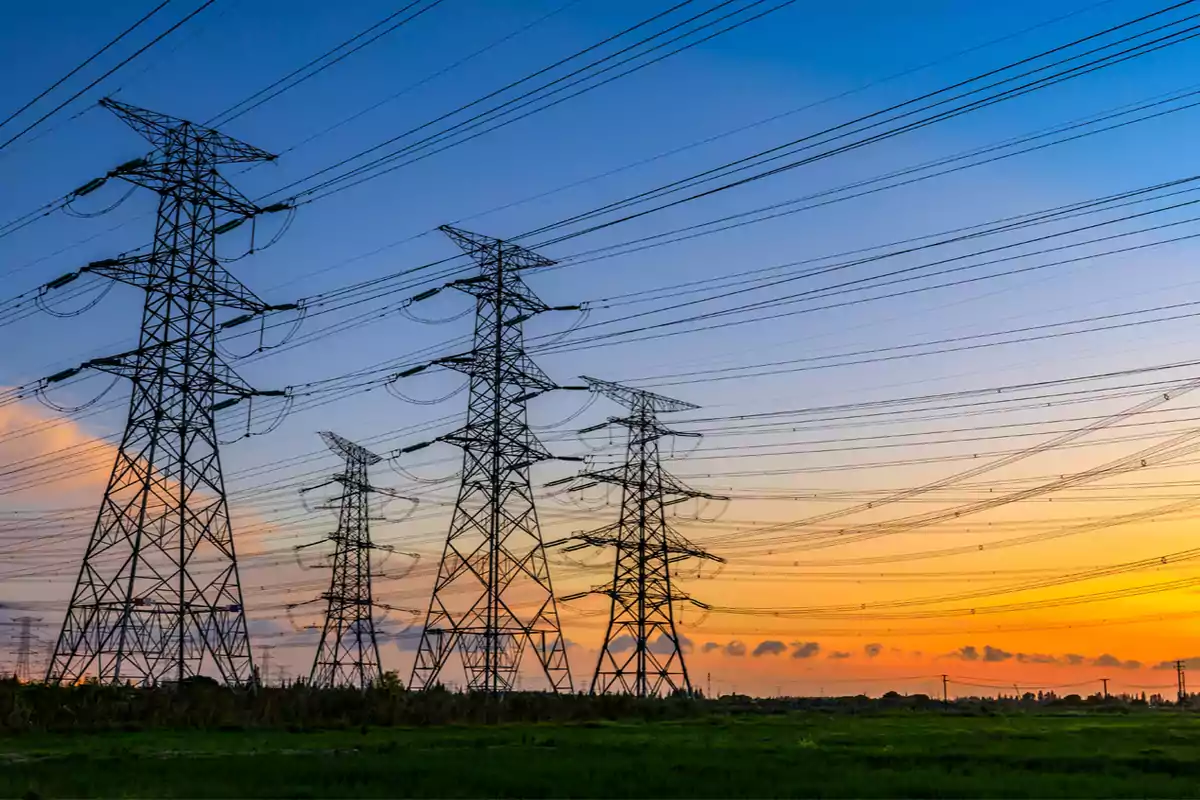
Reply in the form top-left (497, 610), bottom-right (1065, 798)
top-left (0, 0), bottom-right (218, 154)
top-left (0, 1), bottom-right (175, 135)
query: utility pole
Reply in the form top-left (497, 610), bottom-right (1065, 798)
top-left (45, 99), bottom-right (290, 686)
top-left (1177, 660), bottom-right (1188, 706)
top-left (403, 226), bottom-right (577, 694)
top-left (555, 377), bottom-right (722, 698)
top-left (707, 671), bottom-right (712, 699)
top-left (1101, 677), bottom-right (1110, 699)
top-left (941, 674), bottom-right (949, 706)
top-left (305, 432), bottom-right (395, 690)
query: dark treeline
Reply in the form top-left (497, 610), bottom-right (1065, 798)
top-left (0, 678), bottom-right (1185, 734)
top-left (0, 677), bottom-right (709, 733)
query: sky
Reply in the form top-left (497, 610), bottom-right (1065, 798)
top-left (3, 0), bottom-right (1200, 698)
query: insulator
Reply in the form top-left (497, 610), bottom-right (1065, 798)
top-left (396, 364), bottom-right (428, 378)
top-left (111, 157), bottom-right (148, 174)
top-left (211, 397), bottom-right (241, 412)
top-left (71, 177), bottom-right (107, 197)
top-left (44, 272), bottom-right (80, 290)
top-left (214, 218), bottom-right (246, 235)
top-left (45, 367), bottom-right (81, 384)
top-left (85, 258), bottom-right (121, 270)
top-left (399, 441), bottom-right (431, 454)
top-left (220, 313), bottom-right (254, 329)
top-left (411, 287), bottom-right (441, 302)
top-left (259, 202), bottom-right (290, 213)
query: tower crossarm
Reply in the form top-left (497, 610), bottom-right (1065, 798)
top-left (433, 350), bottom-right (559, 396)
top-left (581, 375), bottom-right (699, 414)
top-left (101, 97), bottom-right (276, 164)
top-left (75, 252), bottom-right (283, 313)
top-left (320, 431), bottom-right (383, 466)
top-left (562, 466), bottom-right (723, 505)
top-left (439, 224), bottom-right (555, 271)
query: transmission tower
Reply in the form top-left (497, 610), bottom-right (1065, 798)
top-left (557, 377), bottom-right (722, 697)
top-left (13, 617), bottom-right (38, 682)
top-left (305, 431), bottom-right (391, 690)
top-left (46, 99), bottom-right (288, 686)
top-left (404, 225), bottom-right (577, 694)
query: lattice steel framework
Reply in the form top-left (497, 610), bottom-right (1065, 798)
top-left (13, 617), bottom-right (37, 682)
top-left (308, 431), bottom-right (386, 690)
top-left (47, 99), bottom-right (283, 686)
top-left (560, 377), bottom-right (722, 697)
top-left (408, 225), bottom-right (575, 694)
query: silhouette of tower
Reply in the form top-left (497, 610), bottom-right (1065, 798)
top-left (307, 431), bottom-right (387, 690)
top-left (47, 99), bottom-right (287, 685)
top-left (405, 225), bottom-right (576, 694)
top-left (13, 616), bottom-right (37, 682)
top-left (558, 377), bottom-right (722, 697)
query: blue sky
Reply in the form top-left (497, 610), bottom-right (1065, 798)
top-left (4, 0), bottom-right (1200, 691)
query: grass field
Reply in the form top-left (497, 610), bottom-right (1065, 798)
top-left (4, 712), bottom-right (1200, 798)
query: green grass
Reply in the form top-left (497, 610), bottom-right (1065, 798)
top-left (5, 713), bottom-right (1200, 798)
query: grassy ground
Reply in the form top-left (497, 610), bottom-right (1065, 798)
top-left (4, 712), bottom-right (1200, 798)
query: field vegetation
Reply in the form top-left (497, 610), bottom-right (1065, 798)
top-left (3, 679), bottom-right (1200, 797)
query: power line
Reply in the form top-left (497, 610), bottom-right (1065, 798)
top-left (0, 0), bottom-right (219, 154)
top-left (0, 1), bottom-right (175, 135)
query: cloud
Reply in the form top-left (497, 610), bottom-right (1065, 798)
top-left (1092, 653), bottom-right (1141, 670)
top-left (701, 641), bottom-right (745, 657)
top-left (608, 635), bottom-right (635, 654)
top-left (828, 651), bottom-right (852, 660)
top-left (790, 642), bottom-right (820, 659)
top-left (596, 634), bottom-right (692, 655)
top-left (752, 640), bottom-right (787, 657)
top-left (864, 643), bottom-right (882, 658)
top-left (389, 626), bottom-right (425, 652)
top-left (983, 646), bottom-right (1013, 663)
top-left (1154, 657), bottom-right (1200, 670)
top-left (1065, 653), bottom-right (1085, 666)
top-left (0, 399), bottom-right (115, 500)
top-left (649, 634), bottom-right (693, 655)
top-left (949, 646), bottom-right (979, 661)
top-left (1017, 652), bottom-right (1059, 664)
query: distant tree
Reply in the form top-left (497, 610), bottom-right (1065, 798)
top-left (378, 671), bottom-right (404, 692)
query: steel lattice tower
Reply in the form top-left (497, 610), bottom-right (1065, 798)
top-left (407, 225), bottom-right (575, 694)
top-left (559, 377), bottom-right (722, 697)
top-left (13, 617), bottom-right (37, 682)
top-left (307, 431), bottom-right (387, 690)
top-left (47, 99), bottom-right (284, 686)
